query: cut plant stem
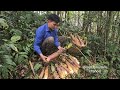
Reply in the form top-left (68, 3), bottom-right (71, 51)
top-left (29, 60), bottom-right (35, 76)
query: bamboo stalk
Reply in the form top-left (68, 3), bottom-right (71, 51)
top-left (29, 60), bottom-right (35, 76)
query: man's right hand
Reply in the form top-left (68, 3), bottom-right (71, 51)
top-left (39, 54), bottom-right (48, 63)
top-left (58, 46), bottom-right (65, 53)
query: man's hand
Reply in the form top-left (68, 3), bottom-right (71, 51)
top-left (39, 54), bottom-right (48, 63)
top-left (58, 46), bottom-right (65, 53)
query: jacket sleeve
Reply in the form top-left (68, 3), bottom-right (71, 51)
top-left (34, 28), bottom-right (44, 55)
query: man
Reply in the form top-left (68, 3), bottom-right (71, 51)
top-left (34, 14), bottom-right (66, 63)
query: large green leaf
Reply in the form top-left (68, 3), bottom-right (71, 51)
top-left (9, 44), bottom-right (18, 52)
top-left (11, 35), bottom-right (21, 42)
top-left (3, 55), bottom-right (16, 66)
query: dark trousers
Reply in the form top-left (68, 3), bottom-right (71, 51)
top-left (41, 36), bottom-right (68, 55)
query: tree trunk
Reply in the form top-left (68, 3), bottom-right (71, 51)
top-left (105, 11), bottom-right (113, 42)
top-left (97, 11), bottom-right (103, 36)
top-left (82, 11), bottom-right (88, 32)
top-left (67, 11), bottom-right (70, 24)
top-left (104, 11), bottom-right (113, 59)
top-left (65, 11), bottom-right (67, 23)
top-left (78, 11), bottom-right (80, 26)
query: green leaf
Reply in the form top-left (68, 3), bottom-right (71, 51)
top-left (11, 35), bottom-right (21, 42)
top-left (12, 52), bottom-right (16, 56)
top-left (19, 52), bottom-right (28, 55)
top-left (2, 39), bottom-right (8, 42)
top-left (0, 65), bottom-right (2, 67)
top-left (3, 55), bottom-right (16, 66)
top-left (117, 57), bottom-right (120, 61)
top-left (0, 18), bottom-right (9, 29)
top-left (85, 49), bottom-right (92, 56)
top-left (25, 47), bottom-right (30, 51)
top-left (0, 51), bottom-right (5, 54)
top-left (18, 56), bottom-right (24, 64)
top-left (34, 63), bottom-right (42, 71)
top-left (112, 57), bottom-right (116, 61)
top-left (1, 66), bottom-right (9, 79)
top-left (20, 55), bottom-right (28, 59)
top-left (27, 44), bottom-right (32, 48)
top-left (34, 74), bottom-right (39, 79)
top-left (7, 65), bottom-right (14, 71)
top-left (6, 59), bottom-right (16, 66)
top-left (9, 44), bottom-right (18, 52)
top-left (10, 29), bottom-right (22, 36)
top-left (14, 54), bottom-right (18, 62)
top-left (20, 16), bottom-right (25, 20)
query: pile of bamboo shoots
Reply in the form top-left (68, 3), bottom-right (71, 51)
top-left (39, 54), bottom-right (80, 79)
top-left (70, 33), bottom-right (87, 48)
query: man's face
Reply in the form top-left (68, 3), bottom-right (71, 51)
top-left (48, 20), bottom-right (59, 30)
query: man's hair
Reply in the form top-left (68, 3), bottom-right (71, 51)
top-left (47, 14), bottom-right (60, 23)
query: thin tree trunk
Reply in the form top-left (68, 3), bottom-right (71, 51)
top-left (105, 11), bottom-right (113, 42)
top-left (104, 11), bottom-right (113, 59)
top-left (82, 11), bottom-right (88, 33)
top-left (65, 11), bottom-right (67, 23)
top-left (78, 11), bottom-right (80, 26)
top-left (67, 11), bottom-right (70, 24)
top-left (97, 11), bottom-right (103, 36)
